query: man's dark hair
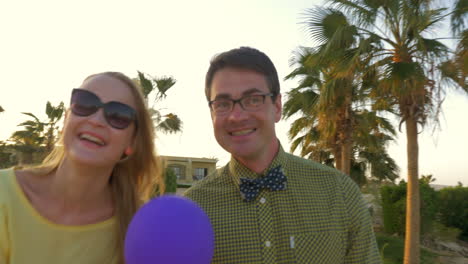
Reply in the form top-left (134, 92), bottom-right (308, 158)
top-left (205, 47), bottom-right (280, 101)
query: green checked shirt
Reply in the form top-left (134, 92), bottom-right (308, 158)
top-left (184, 146), bottom-right (381, 264)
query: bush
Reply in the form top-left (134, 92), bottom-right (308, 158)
top-left (380, 180), bottom-right (438, 237)
top-left (0, 142), bottom-right (17, 169)
top-left (164, 167), bottom-right (178, 193)
top-left (152, 167), bottom-right (178, 196)
top-left (376, 232), bottom-right (437, 264)
top-left (430, 222), bottom-right (461, 242)
top-left (381, 183), bottom-right (406, 235)
top-left (420, 182), bottom-right (439, 235)
top-left (438, 185), bottom-right (468, 242)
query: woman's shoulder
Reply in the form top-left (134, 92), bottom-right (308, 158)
top-left (0, 168), bottom-right (16, 186)
top-left (0, 167), bottom-right (14, 176)
top-left (0, 168), bottom-right (17, 202)
top-left (0, 168), bottom-right (37, 202)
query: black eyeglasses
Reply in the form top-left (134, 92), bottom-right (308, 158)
top-left (209, 93), bottom-right (274, 115)
top-left (70, 88), bottom-right (137, 129)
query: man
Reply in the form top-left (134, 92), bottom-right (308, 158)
top-left (184, 47), bottom-right (381, 263)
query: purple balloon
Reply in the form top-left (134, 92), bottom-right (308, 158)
top-left (124, 195), bottom-right (214, 264)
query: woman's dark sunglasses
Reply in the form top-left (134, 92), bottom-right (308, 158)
top-left (70, 88), bottom-right (137, 130)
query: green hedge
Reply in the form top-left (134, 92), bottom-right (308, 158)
top-left (152, 167), bottom-right (178, 196)
top-left (381, 183), bottom-right (406, 235)
top-left (380, 180), bottom-right (438, 237)
top-left (438, 186), bottom-right (468, 241)
top-left (164, 167), bottom-right (178, 193)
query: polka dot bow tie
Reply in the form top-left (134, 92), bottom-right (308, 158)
top-left (239, 165), bottom-right (287, 202)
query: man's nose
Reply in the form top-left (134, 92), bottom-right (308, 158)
top-left (227, 101), bottom-right (247, 120)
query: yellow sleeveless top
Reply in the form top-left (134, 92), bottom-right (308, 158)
top-left (0, 169), bottom-right (118, 264)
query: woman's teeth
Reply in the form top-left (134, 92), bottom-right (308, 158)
top-left (79, 133), bottom-right (105, 146)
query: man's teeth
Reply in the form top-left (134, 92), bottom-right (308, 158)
top-left (80, 134), bottom-right (105, 146)
top-left (231, 129), bottom-right (254, 136)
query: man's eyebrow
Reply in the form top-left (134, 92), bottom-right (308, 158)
top-left (212, 93), bottom-right (231, 100)
top-left (241, 88), bottom-right (264, 96)
top-left (212, 88), bottom-right (264, 100)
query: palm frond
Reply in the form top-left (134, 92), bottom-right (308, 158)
top-left (156, 113), bottom-right (182, 134)
top-left (302, 7), bottom-right (353, 45)
top-left (450, 0), bottom-right (468, 35)
top-left (328, 0), bottom-right (379, 27)
top-left (137, 71), bottom-right (153, 98)
top-left (154, 76), bottom-right (176, 99)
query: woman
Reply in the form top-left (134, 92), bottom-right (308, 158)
top-left (0, 72), bottom-right (163, 264)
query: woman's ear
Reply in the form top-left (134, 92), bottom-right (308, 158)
top-left (124, 147), bottom-right (133, 156)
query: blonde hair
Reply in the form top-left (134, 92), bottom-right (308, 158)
top-left (26, 71), bottom-right (164, 263)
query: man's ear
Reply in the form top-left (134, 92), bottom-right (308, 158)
top-left (274, 93), bottom-right (282, 123)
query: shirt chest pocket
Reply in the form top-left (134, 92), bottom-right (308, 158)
top-left (292, 231), bottom-right (347, 264)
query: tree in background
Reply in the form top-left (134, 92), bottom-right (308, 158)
top-left (43, 101), bottom-right (65, 153)
top-left (152, 168), bottom-right (178, 196)
top-left (0, 141), bottom-right (16, 169)
top-left (135, 71), bottom-right (183, 193)
top-left (438, 185), bottom-right (468, 242)
top-left (9, 101), bottom-right (65, 164)
top-left (381, 178), bottom-right (439, 238)
top-left (164, 167), bottom-right (178, 193)
top-left (440, 0), bottom-right (467, 90)
top-left (283, 39), bottom-right (364, 176)
top-left (10, 112), bottom-right (44, 164)
top-left (298, 0), bottom-right (467, 262)
top-left (351, 120), bottom-right (400, 186)
top-left (283, 31), bottom-right (398, 184)
top-left (136, 71), bottom-right (182, 134)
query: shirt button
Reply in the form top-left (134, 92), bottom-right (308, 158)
top-left (259, 197), bottom-right (266, 204)
top-left (265, 241), bottom-right (271, 247)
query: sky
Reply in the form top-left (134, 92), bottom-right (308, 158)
top-left (0, 0), bottom-right (467, 186)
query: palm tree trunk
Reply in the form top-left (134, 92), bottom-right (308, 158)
top-left (333, 146), bottom-right (342, 171)
top-left (404, 117), bottom-right (420, 264)
top-left (341, 139), bottom-right (352, 175)
top-left (340, 104), bottom-right (353, 175)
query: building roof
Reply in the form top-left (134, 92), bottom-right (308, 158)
top-left (161, 155), bottom-right (218, 164)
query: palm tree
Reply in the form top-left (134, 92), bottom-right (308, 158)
top-left (43, 101), bottom-right (65, 152)
top-left (353, 125), bottom-right (400, 185)
top-left (283, 44), bottom-right (398, 184)
top-left (283, 43), bottom-right (358, 175)
top-left (136, 71), bottom-right (183, 134)
top-left (352, 109), bottom-right (399, 184)
top-left (301, 0), bottom-right (467, 262)
top-left (10, 101), bottom-right (65, 164)
top-left (450, 0), bottom-right (467, 36)
top-left (439, 0), bottom-right (467, 91)
top-left (10, 112), bottom-right (45, 164)
top-left (440, 30), bottom-right (467, 89)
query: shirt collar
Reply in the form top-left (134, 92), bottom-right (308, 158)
top-left (227, 144), bottom-right (288, 185)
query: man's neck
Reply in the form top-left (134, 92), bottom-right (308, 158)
top-left (235, 140), bottom-right (280, 174)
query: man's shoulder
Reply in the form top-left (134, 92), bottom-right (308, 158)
top-left (285, 153), bottom-right (359, 190)
top-left (184, 166), bottom-right (229, 197)
top-left (285, 152), bottom-right (343, 176)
